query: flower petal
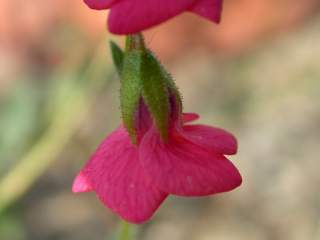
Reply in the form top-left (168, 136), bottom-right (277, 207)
top-left (72, 171), bottom-right (93, 193)
top-left (80, 127), bottom-right (167, 223)
top-left (181, 124), bottom-right (237, 155)
top-left (183, 112), bottom-right (200, 123)
top-left (108, 0), bottom-right (196, 34)
top-left (140, 127), bottom-right (242, 196)
top-left (189, 0), bottom-right (222, 23)
top-left (84, 0), bottom-right (116, 10)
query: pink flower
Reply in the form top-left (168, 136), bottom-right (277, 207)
top-left (73, 102), bottom-right (242, 223)
top-left (84, 0), bottom-right (223, 34)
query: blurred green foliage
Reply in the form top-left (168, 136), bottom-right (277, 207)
top-left (0, 82), bottom-right (40, 175)
top-left (0, 38), bottom-right (115, 220)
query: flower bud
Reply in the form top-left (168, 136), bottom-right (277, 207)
top-left (111, 34), bottom-right (182, 143)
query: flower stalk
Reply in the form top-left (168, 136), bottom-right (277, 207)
top-left (125, 33), bottom-right (146, 52)
top-left (118, 221), bottom-right (131, 240)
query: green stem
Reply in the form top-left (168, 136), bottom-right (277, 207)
top-left (118, 221), bottom-right (131, 240)
top-left (125, 33), bottom-right (145, 52)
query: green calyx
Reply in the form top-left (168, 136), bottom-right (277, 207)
top-left (110, 34), bottom-right (181, 143)
top-left (110, 41), bottom-right (124, 75)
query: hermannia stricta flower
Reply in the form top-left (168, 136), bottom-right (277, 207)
top-left (72, 35), bottom-right (242, 223)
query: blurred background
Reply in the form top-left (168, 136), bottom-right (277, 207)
top-left (0, 0), bottom-right (320, 239)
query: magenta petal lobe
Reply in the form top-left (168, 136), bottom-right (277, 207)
top-left (140, 127), bottom-right (242, 196)
top-left (182, 112), bottom-right (200, 123)
top-left (189, 0), bottom-right (222, 23)
top-left (82, 127), bottom-right (167, 223)
top-left (181, 124), bottom-right (238, 155)
top-left (108, 0), bottom-right (196, 34)
top-left (84, 0), bottom-right (116, 10)
top-left (72, 171), bottom-right (93, 193)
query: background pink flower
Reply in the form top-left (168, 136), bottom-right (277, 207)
top-left (84, 0), bottom-right (223, 34)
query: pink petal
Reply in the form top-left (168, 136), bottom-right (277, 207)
top-left (140, 127), bottom-right (242, 196)
top-left (72, 171), bottom-right (93, 193)
top-left (108, 0), bottom-right (196, 34)
top-left (183, 112), bottom-right (200, 123)
top-left (189, 0), bottom-right (222, 23)
top-left (181, 124), bottom-right (237, 155)
top-left (84, 0), bottom-right (116, 10)
top-left (81, 127), bottom-right (167, 223)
